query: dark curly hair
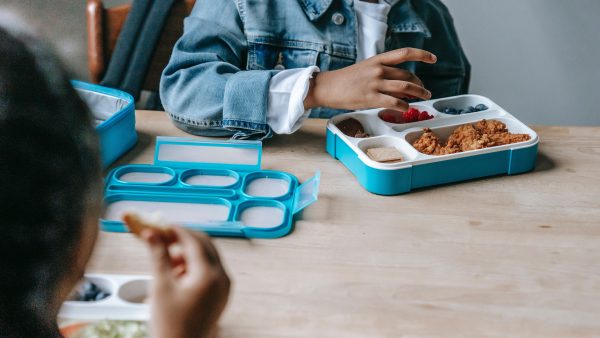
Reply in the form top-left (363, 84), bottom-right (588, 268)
top-left (0, 25), bottom-right (102, 337)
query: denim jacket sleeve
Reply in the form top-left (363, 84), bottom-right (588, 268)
top-left (160, 0), bottom-right (275, 139)
top-left (406, 0), bottom-right (471, 98)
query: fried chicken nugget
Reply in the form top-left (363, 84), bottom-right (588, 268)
top-left (447, 124), bottom-right (489, 151)
top-left (412, 119), bottom-right (531, 156)
top-left (412, 128), bottom-right (443, 155)
top-left (490, 132), bottom-right (531, 145)
top-left (474, 119), bottom-right (507, 134)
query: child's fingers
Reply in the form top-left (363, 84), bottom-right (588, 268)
top-left (141, 228), bottom-right (173, 284)
top-left (190, 230), bottom-right (223, 266)
top-left (382, 66), bottom-right (424, 87)
top-left (376, 48), bottom-right (437, 66)
top-left (377, 94), bottom-right (410, 112)
top-left (171, 227), bottom-right (221, 278)
top-left (380, 80), bottom-right (432, 101)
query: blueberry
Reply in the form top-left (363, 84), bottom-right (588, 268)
top-left (468, 106), bottom-right (477, 113)
top-left (444, 107), bottom-right (458, 115)
top-left (83, 282), bottom-right (95, 293)
top-left (95, 292), bottom-right (109, 301)
top-left (87, 289), bottom-right (100, 299)
top-left (79, 282), bottom-right (107, 301)
top-left (458, 109), bottom-right (468, 115)
top-left (475, 104), bottom-right (488, 111)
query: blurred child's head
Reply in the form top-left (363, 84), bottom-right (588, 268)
top-left (0, 24), bottom-right (102, 336)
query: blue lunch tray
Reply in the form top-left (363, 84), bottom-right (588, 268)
top-left (326, 95), bottom-right (539, 195)
top-left (73, 81), bottom-right (137, 167)
top-left (101, 137), bottom-right (320, 238)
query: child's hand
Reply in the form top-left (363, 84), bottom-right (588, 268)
top-left (142, 226), bottom-right (231, 338)
top-left (304, 47), bottom-right (437, 112)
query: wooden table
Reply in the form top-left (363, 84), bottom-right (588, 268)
top-left (89, 111), bottom-right (600, 338)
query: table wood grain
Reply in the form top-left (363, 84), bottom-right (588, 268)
top-left (88, 111), bottom-right (600, 338)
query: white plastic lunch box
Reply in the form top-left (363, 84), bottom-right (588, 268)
top-left (326, 95), bottom-right (539, 195)
top-left (59, 274), bottom-right (151, 321)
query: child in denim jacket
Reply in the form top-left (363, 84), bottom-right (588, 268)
top-left (161, 0), bottom-right (469, 139)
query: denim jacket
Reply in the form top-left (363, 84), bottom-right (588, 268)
top-left (160, 0), bottom-right (470, 139)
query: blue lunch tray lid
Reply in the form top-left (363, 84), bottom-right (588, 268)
top-left (102, 137), bottom-right (320, 238)
top-left (293, 171), bottom-right (321, 214)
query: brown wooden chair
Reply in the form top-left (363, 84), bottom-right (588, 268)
top-left (86, 0), bottom-right (195, 92)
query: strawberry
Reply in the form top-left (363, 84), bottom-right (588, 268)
top-left (418, 111), bottom-right (433, 121)
top-left (403, 108), bottom-right (420, 123)
top-left (379, 109), bottom-right (403, 124)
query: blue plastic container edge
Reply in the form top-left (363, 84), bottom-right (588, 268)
top-left (72, 81), bottom-right (137, 167)
top-left (508, 142), bottom-right (539, 175)
top-left (101, 220), bottom-right (249, 238)
top-left (239, 170), bottom-right (296, 201)
top-left (71, 80), bottom-right (135, 131)
top-left (113, 165), bottom-right (178, 186)
top-left (293, 171), bottom-right (321, 214)
top-left (326, 128), bottom-right (539, 195)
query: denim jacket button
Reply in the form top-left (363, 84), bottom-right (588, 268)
top-left (332, 12), bottom-right (345, 25)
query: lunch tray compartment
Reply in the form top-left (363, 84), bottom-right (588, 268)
top-left (326, 94), bottom-right (539, 195)
top-left (59, 274), bottom-right (151, 321)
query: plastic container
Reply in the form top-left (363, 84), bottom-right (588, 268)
top-left (326, 95), bottom-right (539, 195)
top-left (73, 81), bottom-right (137, 167)
top-left (59, 273), bottom-right (151, 321)
top-left (102, 137), bottom-right (320, 238)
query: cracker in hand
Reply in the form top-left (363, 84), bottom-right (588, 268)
top-left (122, 212), bottom-right (175, 241)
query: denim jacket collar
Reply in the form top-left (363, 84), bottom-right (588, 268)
top-left (299, 0), bottom-right (431, 37)
top-left (298, 0), bottom-right (336, 21)
top-left (388, 0), bottom-right (431, 37)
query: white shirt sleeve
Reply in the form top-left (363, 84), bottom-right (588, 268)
top-left (354, 0), bottom-right (394, 62)
top-left (266, 66), bottom-right (320, 135)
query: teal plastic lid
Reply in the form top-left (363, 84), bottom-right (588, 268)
top-left (293, 171), bottom-right (321, 214)
top-left (154, 137), bottom-right (262, 171)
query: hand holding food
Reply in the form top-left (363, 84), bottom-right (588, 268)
top-left (305, 48), bottom-right (437, 112)
top-left (123, 213), bottom-right (231, 338)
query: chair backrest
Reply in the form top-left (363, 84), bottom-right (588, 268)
top-left (86, 0), bottom-right (195, 92)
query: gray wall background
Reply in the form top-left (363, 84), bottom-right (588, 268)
top-left (1, 0), bottom-right (599, 126)
top-left (444, 0), bottom-right (600, 126)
